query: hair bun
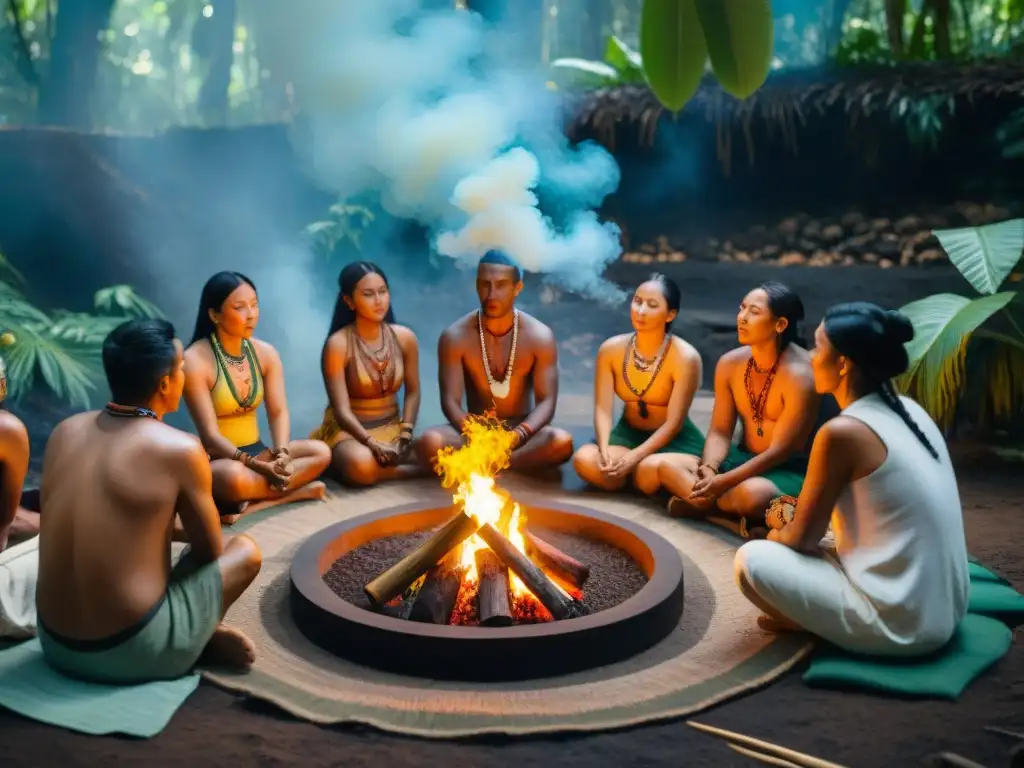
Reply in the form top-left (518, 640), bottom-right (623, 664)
top-left (883, 310), bottom-right (914, 344)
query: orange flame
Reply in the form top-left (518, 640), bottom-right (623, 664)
top-left (433, 414), bottom-right (535, 597)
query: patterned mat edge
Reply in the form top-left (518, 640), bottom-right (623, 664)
top-left (202, 637), bottom-right (814, 738)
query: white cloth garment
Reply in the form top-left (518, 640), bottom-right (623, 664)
top-left (0, 535), bottom-right (39, 640)
top-left (735, 393), bottom-right (970, 656)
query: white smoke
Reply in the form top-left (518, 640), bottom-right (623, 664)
top-left (280, 0), bottom-right (626, 302)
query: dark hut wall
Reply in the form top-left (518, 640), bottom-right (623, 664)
top-left (568, 64), bottom-right (1024, 246)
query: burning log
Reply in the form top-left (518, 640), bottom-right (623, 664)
top-left (378, 576), bottom-right (424, 620)
top-left (476, 523), bottom-right (586, 621)
top-left (364, 508), bottom-right (479, 607)
top-left (523, 529), bottom-right (590, 589)
top-left (474, 549), bottom-right (513, 627)
top-left (410, 549), bottom-right (465, 625)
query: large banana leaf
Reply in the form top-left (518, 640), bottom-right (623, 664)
top-left (640, 0), bottom-right (708, 112)
top-left (897, 291), bottom-right (1018, 426)
top-left (694, 0), bottom-right (774, 99)
top-left (932, 218), bottom-right (1024, 296)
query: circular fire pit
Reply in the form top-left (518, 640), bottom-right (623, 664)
top-left (290, 493), bottom-right (685, 681)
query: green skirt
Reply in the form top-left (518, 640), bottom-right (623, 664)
top-left (721, 445), bottom-right (807, 497)
top-left (607, 415), bottom-right (706, 456)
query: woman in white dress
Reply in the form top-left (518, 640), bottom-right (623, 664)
top-left (734, 302), bottom-right (970, 656)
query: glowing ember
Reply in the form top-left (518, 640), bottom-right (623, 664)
top-left (433, 414), bottom-right (574, 622)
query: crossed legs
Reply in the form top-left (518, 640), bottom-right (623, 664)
top-left (656, 454), bottom-right (782, 520)
top-left (330, 437), bottom-right (429, 487)
top-left (571, 444), bottom-right (684, 494)
top-left (211, 439), bottom-right (331, 523)
top-left (417, 424), bottom-right (574, 474)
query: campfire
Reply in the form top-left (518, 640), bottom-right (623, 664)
top-left (363, 415), bottom-right (589, 626)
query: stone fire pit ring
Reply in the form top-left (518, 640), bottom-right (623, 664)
top-left (290, 494), bottom-right (686, 682)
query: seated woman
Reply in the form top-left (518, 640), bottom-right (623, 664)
top-left (183, 271), bottom-right (331, 522)
top-left (311, 261), bottom-right (424, 486)
top-left (572, 274), bottom-right (704, 494)
top-left (734, 303), bottom-right (970, 656)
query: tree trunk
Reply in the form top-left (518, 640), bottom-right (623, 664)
top-left (884, 0), bottom-right (907, 58)
top-left (37, 0), bottom-right (116, 127)
top-left (195, 0), bottom-right (238, 126)
top-left (932, 0), bottom-right (951, 58)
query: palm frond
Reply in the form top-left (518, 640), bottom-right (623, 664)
top-left (0, 252), bottom-right (25, 287)
top-left (93, 285), bottom-right (166, 319)
top-left (2, 323), bottom-right (98, 408)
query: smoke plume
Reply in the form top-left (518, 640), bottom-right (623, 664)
top-left (286, 0), bottom-right (626, 302)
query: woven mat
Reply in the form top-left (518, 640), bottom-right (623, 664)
top-left (203, 476), bottom-right (813, 738)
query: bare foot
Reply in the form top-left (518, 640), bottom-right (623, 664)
top-left (756, 614), bottom-right (801, 633)
top-left (667, 495), bottom-right (712, 518)
top-left (232, 481), bottom-right (330, 519)
top-left (199, 623), bottom-right (256, 670)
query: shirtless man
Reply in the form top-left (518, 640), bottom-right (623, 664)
top-left (417, 251), bottom-right (574, 472)
top-left (659, 282), bottom-right (820, 522)
top-left (36, 319), bottom-right (262, 683)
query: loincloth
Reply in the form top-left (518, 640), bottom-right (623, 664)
top-left (310, 406), bottom-right (402, 449)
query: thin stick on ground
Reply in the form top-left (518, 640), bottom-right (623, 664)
top-left (984, 725), bottom-right (1024, 741)
top-left (922, 752), bottom-right (990, 768)
top-left (729, 742), bottom-right (805, 768)
top-left (686, 721), bottom-right (848, 768)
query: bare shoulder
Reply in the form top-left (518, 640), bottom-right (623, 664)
top-left (716, 346), bottom-right (748, 375)
top-left (814, 415), bottom-right (868, 452)
top-left (158, 426), bottom-right (211, 476)
top-left (669, 335), bottom-right (701, 366)
top-left (778, 345), bottom-right (814, 387)
top-left (440, 313), bottom-right (475, 347)
top-left (598, 333), bottom-right (630, 356)
top-left (517, 311), bottom-right (555, 347)
top-left (390, 323), bottom-right (419, 350)
top-left (0, 409), bottom-right (28, 448)
top-left (249, 336), bottom-right (281, 369)
top-left (183, 340), bottom-right (214, 377)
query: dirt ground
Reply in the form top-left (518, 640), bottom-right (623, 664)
top-left (2, 260), bottom-right (1020, 767)
top-left (0, 465), bottom-right (1019, 768)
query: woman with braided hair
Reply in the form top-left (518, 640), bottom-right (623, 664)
top-left (734, 302), bottom-right (970, 656)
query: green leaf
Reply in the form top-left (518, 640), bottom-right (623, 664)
top-left (694, 0), bottom-right (774, 99)
top-left (550, 58), bottom-right (621, 86)
top-left (94, 285), bottom-right (166, 318)
top-left (932, 219), bottom-right (1024, 296)
top-left (603, 35), bottom-right (646, 83)
top-left (898, 291), bottom-right (1018, 425)
top-left (640, 0), bottom-right (709, 112)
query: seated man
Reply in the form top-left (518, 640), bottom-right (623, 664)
top-left (417, 251), bottom-right (574, 472)
top-left (36, 319), bottom-right (262, 683)
top-left (659, 282), bottom-right (820, 523)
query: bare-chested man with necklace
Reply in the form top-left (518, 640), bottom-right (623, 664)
top-left (658, 282), bottom-right (820, 523)
top-left (417, 251), bottom-right (574, 472)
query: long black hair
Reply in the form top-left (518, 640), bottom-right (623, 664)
top-left (190, 271), bottom-right (257, 345)
top-left (759, 281), bottom-right (806, 349)
top-left (328, 261), bottom-right (395, 335)
top-left (644, 272), bottom-right (681, 331)
top-left (823, 301), bottom-right (939, 459)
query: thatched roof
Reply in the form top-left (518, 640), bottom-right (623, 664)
top-left (565, 59), bottom-right (1024, 156)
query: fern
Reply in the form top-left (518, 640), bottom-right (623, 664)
top-left (0, 272), bottom-right (166, 408)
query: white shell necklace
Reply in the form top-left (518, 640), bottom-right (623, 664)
top-left (478, 309), bottom-right (518, 400)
